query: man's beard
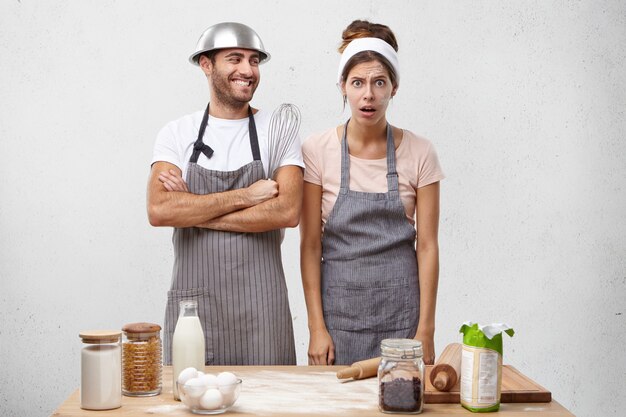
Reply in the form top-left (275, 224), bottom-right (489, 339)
top-left (211, 67), bottom-right (257, 111)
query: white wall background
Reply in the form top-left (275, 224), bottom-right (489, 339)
top-left (1, 1), bottom-right (624, 416)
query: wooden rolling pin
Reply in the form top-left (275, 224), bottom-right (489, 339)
top-left (430, 343), bottom-right (462, 391)
top-left (336, 357), bottom-right (381, 380)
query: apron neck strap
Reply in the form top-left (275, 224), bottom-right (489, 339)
top-left (190, 103), bottom-right (261, 163)
top-left (385, 124), bottom-right (399, 192)
top-left (339, 122), bottom-right (350, 192)
top-left (247, 106), bottom-right (261, 161)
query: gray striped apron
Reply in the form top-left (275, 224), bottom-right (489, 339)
top-left (163, 104), bottom-right (296, 366)
top-left (321, 121), bottom-right (420, 365)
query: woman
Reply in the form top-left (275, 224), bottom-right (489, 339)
top-left (300, 20), bottom-right (444, 366)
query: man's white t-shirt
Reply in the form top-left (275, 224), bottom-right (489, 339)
top-left (151, 108), bottom-right (303, 180)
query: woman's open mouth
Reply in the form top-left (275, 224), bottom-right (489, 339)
top-left (360, 106), bottom-right (376, 116)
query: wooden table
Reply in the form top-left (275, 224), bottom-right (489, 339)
top-left (51, 366), bottom-right (576, 417)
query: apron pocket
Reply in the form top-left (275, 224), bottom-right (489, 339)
top-left (165, 287), bottom-right (214, 364)
top-left (323, 282), bottom-right (415, 333)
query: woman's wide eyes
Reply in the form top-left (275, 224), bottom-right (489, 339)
top-left (350, 79), bottom-right (386, 87)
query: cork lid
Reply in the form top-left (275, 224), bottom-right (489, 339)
top-left (79, 330), bottom-right (122, 344)
top-left (122, 322), bottom-right (162, 333)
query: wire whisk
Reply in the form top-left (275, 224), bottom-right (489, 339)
top-left (267, 103), bottom-right (301, 178)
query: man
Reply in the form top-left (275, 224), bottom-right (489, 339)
top-left (147, 22), bottom-right (303, 365)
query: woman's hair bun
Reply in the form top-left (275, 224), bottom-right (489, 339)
top-left (338, 20), bottom-right (398, 53)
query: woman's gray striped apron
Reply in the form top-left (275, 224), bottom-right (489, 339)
top-left (321, 121), bottom-right (420, 365)
top-left (163, 104), bottom-right (296, 366)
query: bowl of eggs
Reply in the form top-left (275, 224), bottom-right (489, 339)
top-left (177, 367), bottom-right (242, 414)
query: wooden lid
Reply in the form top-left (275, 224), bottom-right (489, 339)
top-left (79, 330), bottom-right (121, 344)
top-left (122, 322), bottom-right (162, 333)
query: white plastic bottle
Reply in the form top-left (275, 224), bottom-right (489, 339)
top-left (172, 300), bottom-right (205, 400)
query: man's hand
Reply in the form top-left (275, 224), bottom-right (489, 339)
top-left (247, 179), bottom-right (279, 204)
top-left (196, 166), bottom-right (302, 232)
top-left (148, 161), bottom-right (301, 231)
top-left (158, 169), bottom-right (278, 206)
top-left (147, 161), bottom-right (275, 228)
top-left (158, 169), bottom-right (189, 192)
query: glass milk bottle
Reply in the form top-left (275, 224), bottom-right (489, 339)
top-left (172, 300), bottom-right (205, 400)
top-left (79, 330), bottom-right (122, 410)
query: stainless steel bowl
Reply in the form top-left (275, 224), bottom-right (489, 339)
top-left (189, 22), bottom-right (270, 65)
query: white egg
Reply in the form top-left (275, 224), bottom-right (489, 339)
top-left (181, 392), bottom-right (201, 409)
top-left (217, 372), bottom-right (237, 394)
top-left (177, 367), bottom-right (199, 385)
top-left (221, 390), bottom-right (236, 406)
top-left (200, 373), bottom-right (219, 388)
top-left (199, 388), bottom-right (223, 410)
top-left (184, 377), bottom-right (207, 398)
top-left (217, 371), bottom-right (237, 385)
top-left (217, 371), bottom-right (238, 395)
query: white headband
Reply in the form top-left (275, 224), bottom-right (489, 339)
top-left (337, 37), bottom-right (400, 85)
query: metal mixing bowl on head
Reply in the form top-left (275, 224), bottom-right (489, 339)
top-left (189, 22), bottom-right (271, 65)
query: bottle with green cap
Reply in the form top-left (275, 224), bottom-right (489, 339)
top-left (459, 322), bottom-right (514, 412)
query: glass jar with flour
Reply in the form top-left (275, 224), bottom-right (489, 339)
top-left (79, 330), bottom-right (122, 410)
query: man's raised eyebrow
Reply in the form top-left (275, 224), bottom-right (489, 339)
top-left (224, 51), bottom-right (260, 59)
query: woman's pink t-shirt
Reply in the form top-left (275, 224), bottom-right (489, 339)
top-left (302, 127), bottom-right (445, 227)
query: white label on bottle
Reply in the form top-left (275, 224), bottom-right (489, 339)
top-left (477, 350), bottom-right (499, 403)
top-left (460, 348), bottom-right (475, 403)
top-left (460, 345), bottom-right (501, 408)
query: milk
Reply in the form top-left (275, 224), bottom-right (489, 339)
top-left (172, 315), bottom-right (205, 400)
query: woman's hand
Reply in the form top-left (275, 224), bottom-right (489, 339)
top-left (308, 328), bottom-right (335, 365)
top-left (415, 328), bottom-right (435, 365)
top-left (158, 169), bottom-right (189, 192)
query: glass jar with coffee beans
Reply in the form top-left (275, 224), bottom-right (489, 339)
top-left (378, 338), bottom-right (424, 414)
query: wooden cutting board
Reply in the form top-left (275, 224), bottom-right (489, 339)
top-left (425, 365), bottom-right (552, 403)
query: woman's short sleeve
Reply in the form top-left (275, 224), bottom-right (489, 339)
top-left (302, 134), bottom-right (323, 186)
top-left (417, 140), bottom-right (445, 188)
